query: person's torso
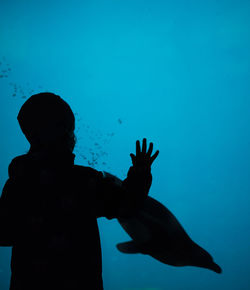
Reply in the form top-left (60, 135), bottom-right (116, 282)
top-left (9, 153), bottom-right (103, 289)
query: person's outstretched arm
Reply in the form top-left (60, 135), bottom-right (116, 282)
top-left (95, 138), bottom-right (159, 219)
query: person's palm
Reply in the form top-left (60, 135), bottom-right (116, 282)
top-left (130, 138), bottom-right (159, 169)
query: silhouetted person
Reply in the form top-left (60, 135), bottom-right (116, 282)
top-left (0, 92), bottom-right (159, 290)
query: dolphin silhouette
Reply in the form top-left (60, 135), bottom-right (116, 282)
top-left (103, 172), bottom-right (222, 274)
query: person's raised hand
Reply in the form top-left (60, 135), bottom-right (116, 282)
top-left (130, 138), bottom-right (159, 170)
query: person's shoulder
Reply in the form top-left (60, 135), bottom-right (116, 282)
top-left (8, 154), bottom-right (30, 177)
top-left (10, 154), bottom-right (28, 164)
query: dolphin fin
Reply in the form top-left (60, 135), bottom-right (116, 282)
top-left (116, 241), bottom-right (141, 254)
top-left (208, 261), bottom-right (222, 274)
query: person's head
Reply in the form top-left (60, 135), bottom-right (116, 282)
top-left (17, 92), bottom-right (76, 153)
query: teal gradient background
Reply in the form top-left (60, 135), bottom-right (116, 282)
top-left (0, 1), bottom-right (249, 289)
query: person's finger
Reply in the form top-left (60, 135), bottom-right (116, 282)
top-left (150, 150), bottom-right (159, 165)
top-left (142, 138), bottom-right (147, 154)
top-left (147, 142), bottom-right (153, 157)
top-left (136, 140), bottom-right (140, 156)
top-left (130, 153), bottom-right (136, 165)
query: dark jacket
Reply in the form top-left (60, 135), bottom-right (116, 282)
top-left (0, 151), bottom-right (152, 290)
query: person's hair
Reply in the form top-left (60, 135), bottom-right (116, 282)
top-left (17, 92), bottom-right (76, 152)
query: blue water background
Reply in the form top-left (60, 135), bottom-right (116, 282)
top-left (0, 1), bottom-right (249, 289)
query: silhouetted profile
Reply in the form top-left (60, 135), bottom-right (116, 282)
top-left (0, 92), bottom-right (159, 290)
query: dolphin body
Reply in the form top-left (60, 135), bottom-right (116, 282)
top-left (102, 172), bottom-right (222, 274)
